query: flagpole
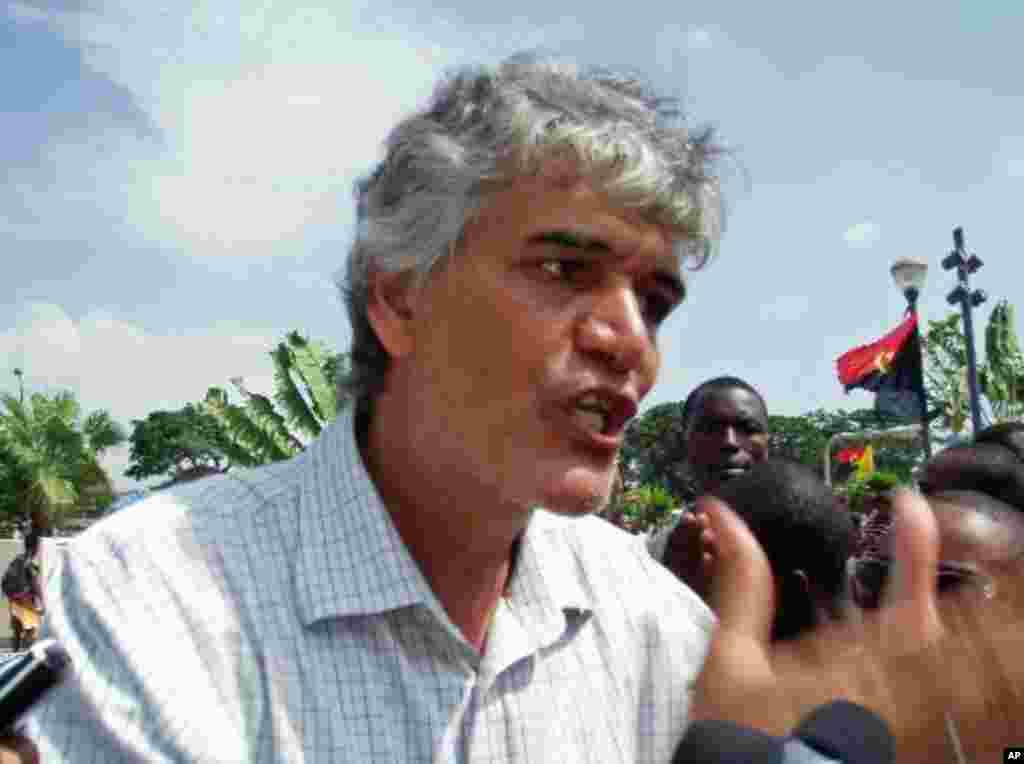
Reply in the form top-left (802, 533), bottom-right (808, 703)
top-left (891, 258), bottom-right (933, 459)
top-left (908, 302), bottom-right (932, 458)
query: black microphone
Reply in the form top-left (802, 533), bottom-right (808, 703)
top-left (672, 700), bottom-right (894, 764)
top-left (794, 700), bottom-right (894, 764)
top-left (0, 639), bottom-right (71, 731)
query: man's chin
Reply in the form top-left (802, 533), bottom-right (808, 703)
top-left (702, 467), bottom-right (748, 494)
top-left (534, 475), bottom-right (614, 516)
top-left (536, 495), bottom-right (609, 517)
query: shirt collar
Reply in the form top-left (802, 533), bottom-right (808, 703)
top-left (293, 408), bottom-right (433, 625)
top-left (293, 408), bottom-right (595, 632)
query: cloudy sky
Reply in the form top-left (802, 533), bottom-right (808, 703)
top-left (3, 0), bottom-right (1023, 490)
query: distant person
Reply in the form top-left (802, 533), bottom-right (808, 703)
top-left (648, 376), bottom-right (770, 596)
top-left (711, 458), bottom-right (854, 641)
top-left (3, 531), bottom-right (43, 651)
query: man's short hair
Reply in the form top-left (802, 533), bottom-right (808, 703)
top-left (920, 424), bottom-right (1024, 516)
top-left (918, 424), bottom-right (1024, 558)
top-left (712, 457), bottom-right (853, 641)
top-left (679, 376), bottom-right (767, 441)
top-left (338, 54), bottom-right (724, 415)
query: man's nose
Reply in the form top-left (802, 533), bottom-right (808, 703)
top-left (577, 286), bottom-right (656, 376)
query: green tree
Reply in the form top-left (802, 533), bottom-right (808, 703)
top-left (125, 404), bottom-right (258, 483)
top-left (795, 408), bottom-right (918, 484)
top-left (979, 300), bottom-right (1024, 422)
top-left (0, 390), bottom-right (126, 530)
top-left (834, 470), bottom-right (901, 514)
top-left (923, 301), bottom-right (1024, 432)
top-left (601, 483), bottom-right (677, 535)
top-left (923, 312), bottom-right (974, 434)
top-left (617, 401), bottom-right (692, 499)
top-left (201, 331), bottom-right (351, 466)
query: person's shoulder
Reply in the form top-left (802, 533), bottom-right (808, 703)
top-left (533, 511), bottom-right (713, 624)
top-left (71, 455), bottom-right (306, 555)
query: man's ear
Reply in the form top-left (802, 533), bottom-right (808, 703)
top-left (365, 269), bottom-right (420, 360)
top-left (793, 569), bottom-right (836, 626)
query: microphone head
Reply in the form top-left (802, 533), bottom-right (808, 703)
top-left (672, 701), bottom-right (894, 764)
top-left (671, 719), bottom-right (784, 764)
top-left (794, 700), bottom-right (895, 764)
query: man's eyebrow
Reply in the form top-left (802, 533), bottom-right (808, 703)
top-left (528, 230), bottom-right (610, 251)
top-left (529, 230), bottom-right (687, 302)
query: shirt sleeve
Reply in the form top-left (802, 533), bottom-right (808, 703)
top-left (23, 527), bottom-right (265, 763)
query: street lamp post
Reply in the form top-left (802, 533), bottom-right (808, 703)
top-left (12, 368), bottom-right (23, 404)
top-left (890, 257), bottom-right (932, 458)
top-left (942, 227), bottom-right (986, 436)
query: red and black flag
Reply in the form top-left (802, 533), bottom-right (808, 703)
top-left (836, 445), bottom-right (875, 476)
top-left (835, 313), bottom-right (923, 421)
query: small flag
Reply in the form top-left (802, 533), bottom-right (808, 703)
top-left (836, 445), bottom-right (874, 477)
top-left (836, 446), bottom-right (866, 464)
top-left (855, 445), bottom-right (875, 477)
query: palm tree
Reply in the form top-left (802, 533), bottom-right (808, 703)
top-left (0, 390), bottom-right (126, 531)
top-left (201, 331), bottom-right (350, 466)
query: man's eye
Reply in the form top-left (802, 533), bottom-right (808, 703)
top-left (935, 566), bottom-right (994, 598)
top-left (540, 259), bottom-right (587, 279)
top-left (640, 293), bottom-right (674, 326)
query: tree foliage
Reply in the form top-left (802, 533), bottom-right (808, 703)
top-left (979, 300), bottom-right (1024, 422)
top-left (771, 408), bottom-right (918, 485)
top-left (601, 483), bottom-right (677, 535)
top-left (0, 390), bottom-right (125, 531)
top-left (923, 301), bottom-right (1024, 433)
top-left (200, 332), bottom-right (350, 467)
top-left (125, 404), bottom-right (253, 482)
top-left (617, 401), bottom-right (689, 496)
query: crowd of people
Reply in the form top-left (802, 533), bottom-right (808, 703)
top-left (1, 53), bottom-right (1021, 763)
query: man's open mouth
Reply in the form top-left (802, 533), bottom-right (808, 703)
top-left (715, 466), bottom-right (748, 481)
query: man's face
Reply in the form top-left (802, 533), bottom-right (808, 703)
top-left (379, 172), bottom-right (684, 518)
top-left (929, 491), bottom-right (1024, 603)
top-left (685, 388), bottom-right (769, 495)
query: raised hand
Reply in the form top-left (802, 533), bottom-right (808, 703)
top-left (690, 488), bottom-right (946, 737)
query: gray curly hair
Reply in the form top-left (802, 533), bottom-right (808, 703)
top-left (338, 53), bottom-right (724, 415)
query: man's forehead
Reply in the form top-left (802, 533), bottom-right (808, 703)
top-left (696, 389), bottom-right (766, 419)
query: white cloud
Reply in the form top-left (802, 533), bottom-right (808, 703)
top-left (0, 302), bottom-right (285, 489)
top-left (989, 136), bottom-right (1024, 179)
top-left (1007, 157), bottom-right (1024, 178)
top-left (688, 27), bottom-right (712, 49)
top-left (843, 221), bottom-right (880, 248)
top-left (13, 1), bottom-right (471, 258)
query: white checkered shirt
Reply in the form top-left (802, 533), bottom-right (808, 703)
top-left (27, 408), bottom-right (714, 763)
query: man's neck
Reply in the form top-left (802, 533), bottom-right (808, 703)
top-left (358, 403), bottom-right (529, 653)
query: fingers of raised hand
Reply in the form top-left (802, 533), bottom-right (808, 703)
top-left (0, 734), bottom-right (38, 764)
top-left (694, 495), bottom-right (775, 643)
top-left (875, 488), bottom-right (944, 651)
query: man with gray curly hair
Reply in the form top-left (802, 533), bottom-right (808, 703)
top-left (13, 53), bottom-right (724, 764)
top-left (9, 53), bottom-right (946, 764)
